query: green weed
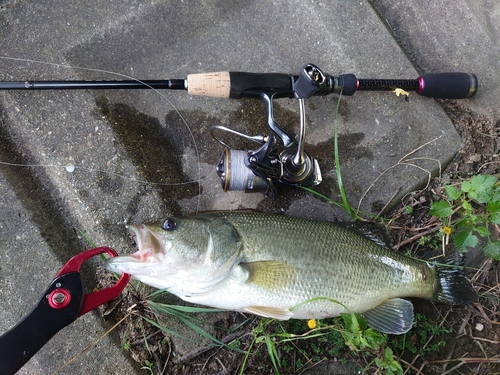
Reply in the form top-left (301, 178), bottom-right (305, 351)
top-left (140, 359), bottom-right (154, 374)
top-left (340, 313), bottom-right (385, 353)
top-left (121, 334), bottom-right (132, 352)
top-left (237, 311), bottom-right (408, 375)
top-left (429, 174), bottom-right (500, 259)
top-left (374, 347), bottom-right (403, 375)
top-left (332, 92), bottom-right (354, 219)
top-left (143, 289), bottom-right (230, 347)
top-left (405, 205), bottom-right (414, 215)
top-left (301, 92), bottom-right (365, 221)
top-left (114, 285), bottom-right (245, 371)
top-left (417, 233), bottom-right (441, 250)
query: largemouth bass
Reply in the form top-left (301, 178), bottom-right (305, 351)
top-left (106, 211), bottom-right (477, 334)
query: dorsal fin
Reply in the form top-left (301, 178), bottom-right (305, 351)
top-left (344, 221), bottom-right (394, 249)
top-left (187, 209), bottom-right (261, 216)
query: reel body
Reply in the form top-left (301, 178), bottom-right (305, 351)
top-left (213, 64), bottom-right (325, 197)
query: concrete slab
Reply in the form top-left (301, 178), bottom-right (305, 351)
top-left (0, 0), bottom-right (479, 373)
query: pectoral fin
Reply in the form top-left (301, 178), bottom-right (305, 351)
top-left (363, 298), bottom-right (414, 335)
top-left (242, 261), bottom-right (297, 292)
top-left (244, 306), bottom-right (294, 320)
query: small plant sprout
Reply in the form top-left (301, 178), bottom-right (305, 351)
top-left (140, 359), bottom-right (154, 375)
top-left (374, 347), bottom-right (403, 375)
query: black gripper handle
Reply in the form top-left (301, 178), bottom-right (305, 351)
top-left (418, 72), bottom-right (478, 99)
top-left (0, 273), bottom-right (83, 375)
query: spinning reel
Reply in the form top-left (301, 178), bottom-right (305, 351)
top-left (212, 64), bottom-right (326, 198)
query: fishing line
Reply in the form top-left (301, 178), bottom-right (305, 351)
top-left (0, 55), bottom-right (205, 207)
top-left (0, 160), bottom-right (216, 186)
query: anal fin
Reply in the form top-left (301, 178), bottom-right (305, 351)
top-left (244, 306), bottom-right (294, 320)
top-left (363, 298), bottom-right (414, 335)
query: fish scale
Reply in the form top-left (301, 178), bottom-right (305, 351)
top-left (224, 212), bottom-right (429, 302)
top-left (106, 211), bottom-right (478, 334)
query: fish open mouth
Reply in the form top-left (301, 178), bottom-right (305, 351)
top-left (128, 224), bottom-right (156, 261)
top-left (105, 224), bottom-right (164, 275)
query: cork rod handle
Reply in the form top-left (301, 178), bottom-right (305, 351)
top-left (186, 71), bottom-right (231, 98)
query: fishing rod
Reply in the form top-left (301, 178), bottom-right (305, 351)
top-left (0, 64), bottom-right (478, 197)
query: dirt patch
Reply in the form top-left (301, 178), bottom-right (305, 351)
top-left (439, 99), bottom-right (499, 177)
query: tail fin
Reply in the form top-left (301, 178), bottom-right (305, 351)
top-left (432, 257), bottom-right (478, 305)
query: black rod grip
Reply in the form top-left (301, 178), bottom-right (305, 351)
top-left (357, 78), bottom-right (419, 92)
top-left (417, 73), bottom-right (478, 99)
top-left (228, 72), bottom-right (293, 99)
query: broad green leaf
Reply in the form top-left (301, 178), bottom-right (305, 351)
top-left (461, 180), bottom-right (472, 192)
top-left (341, 313), bottom-right (368, 333)
top-left (375, 348), bottom-right (403, 375)
top-left (429, 201), bottom-right (453, 218)
top-left (471, 174), bottom-right (497, 189)
top-left (342, 313), bottom-right (359, 333)
top-left (466, 175), bottom-right (497, 203)
top-left (491, 211), bottom-right (500, 225)
top-left (483, 240), bottom-right (500, 261)
top-left (365, 328), bottom-right (386, 349)
top-left (454, 230), bottom-right (478, 252)
top-left (475, 226), bottom-right (490, 237)
top-left (492, 186), bottom-right (500, 202)
top-left (487, 201), bottom-right (500, 214)
top-left (456, 218), bottom-right (469, 229)
top-left (461, 200), bottom-right (473, 213)
top-left (356, 314), bottom-right (368, 331)
top-left (445, 185), bottom-right (461, 201)
top-left (384, 347), bottom-right (394, 361)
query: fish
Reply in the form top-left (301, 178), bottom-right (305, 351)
top-left (106, 211), bottom-right (478, 334)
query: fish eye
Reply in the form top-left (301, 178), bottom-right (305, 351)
top-left (161, 218), bottom-right (177, 231)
